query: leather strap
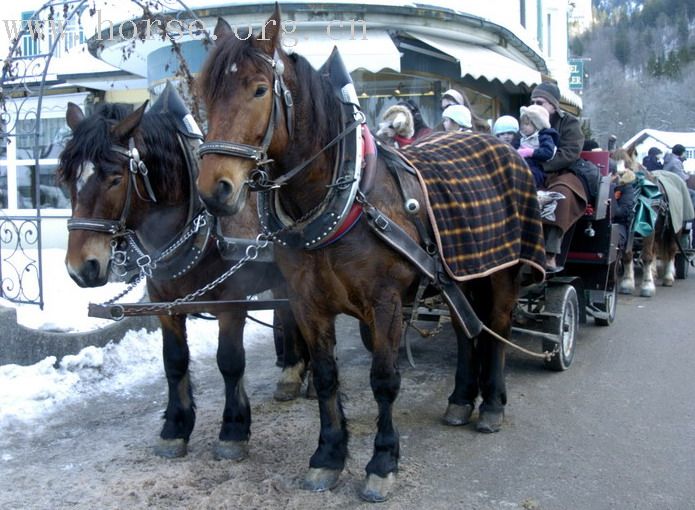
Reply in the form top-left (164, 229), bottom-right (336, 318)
top-left (363, 203), bottom-right (482, 339)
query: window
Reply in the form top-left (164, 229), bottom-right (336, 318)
top-left (0, 93), bottom-right (87, 212)
top-left (520, 0), bottom-right (526, 27)
top-left (21, 11), bottom-right (39, 57)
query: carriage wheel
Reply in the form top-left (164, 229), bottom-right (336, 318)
top-left (543, 285), bottom-right (578, 371)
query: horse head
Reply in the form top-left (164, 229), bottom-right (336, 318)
top-left (198, 6), bottom-right (307, 216)
top-left (58, 101), bottom-right (185, 287)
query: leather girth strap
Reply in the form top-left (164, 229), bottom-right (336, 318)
top-left (362, 202), bottom-right (483, 339)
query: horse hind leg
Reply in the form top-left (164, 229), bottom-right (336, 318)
top-left (213, 311), bottom-right (251, 461)
top-left (155, 314), bottom-right (195, 458)
top-left (475, 270), bottom-right (519, 433)
top-left (273, 307), bottom-right (312, 401)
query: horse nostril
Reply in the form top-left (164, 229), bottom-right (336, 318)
top-left (216, 179), bottom-right (234, 201)
top-left (83, 259), bottom-right (101, 283)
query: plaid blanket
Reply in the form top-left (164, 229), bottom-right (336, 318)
top-left (400, 131), bottom-right (546, 281)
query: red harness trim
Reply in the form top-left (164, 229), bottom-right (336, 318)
top-left (315, 125), bottom-right (376, 248)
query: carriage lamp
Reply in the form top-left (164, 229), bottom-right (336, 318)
top-left (405, 198), bottom-right (420, 214)
top-left (584, 222), bottom-right (596, 237)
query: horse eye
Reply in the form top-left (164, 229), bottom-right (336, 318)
top-left (109, 175), bottom-right (123, 188)
top-left (255, 85), bottom-right (268, 97)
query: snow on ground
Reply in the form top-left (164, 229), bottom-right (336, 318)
top-left (0, 249), bottom-right (275, 433)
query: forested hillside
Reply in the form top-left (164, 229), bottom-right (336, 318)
top-left (572, 0), bottom-right (695, 147)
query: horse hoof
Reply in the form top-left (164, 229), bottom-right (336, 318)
top-left (361, 473), bottom-right (396, 503)
top-left (639, 287), bottom-right (655, 297)
top-left (305, 377), bottom-right (317, 400)
top-left (663, 279), bottom-right (674, 287)
top-left (302, 467), bottom-right (341, 492)
top-left (154, 438), bottom-right (187, 458)
top-left (442, 403), bottom-right (474, 426)
top-left (476, 409), bottom-right (504, 433)
top-left (213, 440), bottom-right (249, 461)
top-left (274, 382), bottom-right (301, 401)
top-left (618, 284), bottom-right (634, 295)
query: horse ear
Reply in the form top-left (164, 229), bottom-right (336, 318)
top-left (256, 2), bottom-right (282, 55)
top-left (111, 101), bottom-right (148, 141)
top-left (66, 102), bottom-right (84, 131)
top-left (214, 17), bottom-right (232, 43)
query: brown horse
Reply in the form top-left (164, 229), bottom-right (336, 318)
top-left (57, 94), bottom-right (309, 461)
top-left (195, 7), bottom-right (544, 502)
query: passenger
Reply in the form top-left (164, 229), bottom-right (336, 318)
top-left (642, 147), bottom-right (663, 171)
top-left (517, 105), bottom-right (559, 189)
top-left (662, 144), bottom-right (695, 206)
top-left (439, 88), bottom-right (490, 132)
top-left (442, 105), bottom-right (473, 133)
top-left (376, 103), bottom-right (415, 148)
top-left (529, 82), bottom-right (586, 271)
top-left (492, 115), bottom-right (520, 147)
top-left (609, 157), bottom-right (637, 251)
top-left (397, 99), bottom-right (433, 140)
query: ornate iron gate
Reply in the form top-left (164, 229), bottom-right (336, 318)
top-left (0, 0), bottom-right (206, 308)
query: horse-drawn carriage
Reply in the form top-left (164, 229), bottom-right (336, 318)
top-left (62, 7), bottom-right (629, 501)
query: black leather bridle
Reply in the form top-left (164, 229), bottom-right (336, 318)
top-left (66, 138), bottom-right (158, 235)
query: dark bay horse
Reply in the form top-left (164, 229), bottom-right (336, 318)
top-left (57, 93), bottom-right (309, 461)
top-left (195, 8), bottom-right (544, 502)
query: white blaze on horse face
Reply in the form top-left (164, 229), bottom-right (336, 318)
top-left (76, 161), bottom-right (95, 193)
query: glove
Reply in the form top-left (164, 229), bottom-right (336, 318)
top-left (518, 147), bottom-right (534, 158)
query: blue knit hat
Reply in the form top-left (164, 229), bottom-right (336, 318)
top-left (492, 115), bottom-right (519, 136)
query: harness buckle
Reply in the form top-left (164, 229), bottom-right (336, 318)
top-left (136, 254), bottom-right (153, 277)
top-left (374, 214), bottom-right (389, 230)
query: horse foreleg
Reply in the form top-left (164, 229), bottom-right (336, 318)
top-left (273, 306), bottom-right (311, 401)
top-left (662, 237), bottom-right (678, 287)
top-left (619, 256), bottom-right (635, 295)
top-left (155, 314), bottom-right (194, 458)
top-left (362, 297), bottom-right (402, 503)
top-left (300, 315), bottom-right (348, 493)
top-left (214, 311), bottom-right (251, 461)
top-left (640, 258), bottom-right (657, 297)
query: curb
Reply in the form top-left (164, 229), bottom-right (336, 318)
top-left (0, 305), bottom-right (160, 366)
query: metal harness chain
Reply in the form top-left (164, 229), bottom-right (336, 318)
top-left (101, 231), bottom-right (273, 317)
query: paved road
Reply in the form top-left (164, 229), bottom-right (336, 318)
top-left (1, 272), bottom-right (694, 509)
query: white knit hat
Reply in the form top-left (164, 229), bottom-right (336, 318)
top-left (519, 104), bottom-right (550, 131)
top-left (442, 105), bottom-right (472, 129)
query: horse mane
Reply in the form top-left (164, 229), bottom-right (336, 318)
top-left (58, 102), bottom-right (186, 204)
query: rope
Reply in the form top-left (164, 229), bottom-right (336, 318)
top-left (481, 324), bottom-right (557, 361)
top-left (245, 314), bottom-right (278, 329)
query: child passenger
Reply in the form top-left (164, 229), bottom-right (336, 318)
top-left (517, 104), bottom-right (559, 189)
top-left (492, 115), bottom-right (520, 147)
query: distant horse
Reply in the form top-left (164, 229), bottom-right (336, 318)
top-left (195, 7), bottom-right (545, 502)
top-left (619, 167), bottom-right (691, 296)
top-left (57, 91), bottom-right (309, 461)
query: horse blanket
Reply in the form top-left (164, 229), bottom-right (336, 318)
top-left (652, 170), bottom-right (695, 231)
top-left (399, 131), bottom-right (546, 282)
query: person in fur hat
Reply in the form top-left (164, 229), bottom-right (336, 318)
top-left (517, 104), bottom-right (559, 190)
top-left (376, 103), bottom-right (415, 147)
top-left (609, 149), bottom-right (638, 250)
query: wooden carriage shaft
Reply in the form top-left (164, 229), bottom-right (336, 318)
top-left (88, 299), bottom-right (290, 319)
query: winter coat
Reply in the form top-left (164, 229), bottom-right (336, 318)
top-left (662, 152), bottom-right (689, 181)
top-left (611, 180), bottom-right (637, 227)
top-left (642, 154), bottom-right (663, 171)
top-left (540, 110), bottom-right (584, 173)
top-left (540, 110), bottom-right (587, 233)
top-left (521, 128), bottom-right (560, 188)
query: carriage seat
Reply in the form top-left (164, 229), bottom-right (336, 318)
top-left (579, 151), bottom-right (611, 221)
